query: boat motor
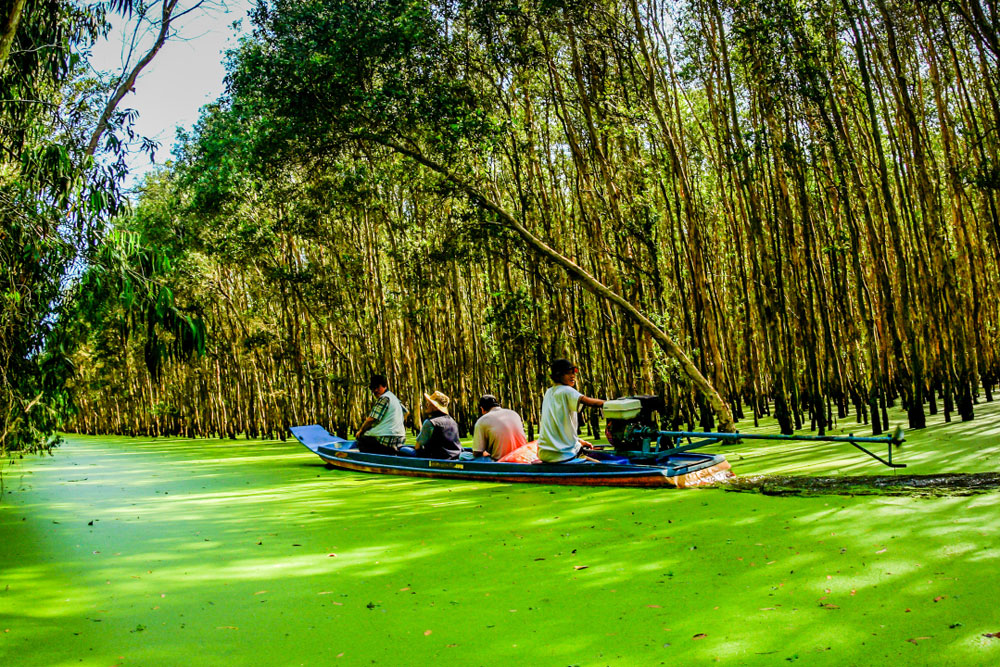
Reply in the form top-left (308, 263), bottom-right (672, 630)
top-left (603, 395), bottom-right (665, 459)
top-left (602, 394), bottom-right (907, 469)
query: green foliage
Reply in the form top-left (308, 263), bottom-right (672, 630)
top-left (0, 1), bottom-right (108, 455)
top-left (1, 1), bottom-right (172, 454)
top-left (483, 288), bottom-right (542, 350)
top-left (63, 0), bottom-right (1000, 439)
top-left (65, 187), bottom-right (207, 384)
top-left (229, 0), bottom-right (497, 166)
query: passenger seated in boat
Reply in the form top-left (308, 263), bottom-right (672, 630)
top-left (537, 359), bottom-right (605, 463)
top-left (355, 374), bottom-right (409, 455)
top-left (411, 391), bottom-right (463, 460)
top-left (472, 394), bottom-right (527, 460)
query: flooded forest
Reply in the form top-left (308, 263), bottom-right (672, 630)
top-left (4, 0), bottom-right (1000, 452)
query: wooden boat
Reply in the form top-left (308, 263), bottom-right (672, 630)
top-left (290, 424), bottom-right (733, 488)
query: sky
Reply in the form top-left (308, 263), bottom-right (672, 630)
top-left (88, 0), bottom-right (256, 188)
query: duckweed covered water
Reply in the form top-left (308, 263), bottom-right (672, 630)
top-left (3, 405), bottom-right (1000, 665)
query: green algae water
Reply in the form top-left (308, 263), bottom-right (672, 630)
top-left (2, 426), bottom-right (1000, 666)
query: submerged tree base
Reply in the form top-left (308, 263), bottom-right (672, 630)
top-left (724, 472), bottom-right (1000, 497)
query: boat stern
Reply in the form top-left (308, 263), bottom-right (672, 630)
top-left (666, 459), bottom-right (733, 488)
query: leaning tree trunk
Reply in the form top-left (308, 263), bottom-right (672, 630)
top-left (371, 137), bottom-right (736, 432)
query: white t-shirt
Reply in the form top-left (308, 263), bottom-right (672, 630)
top-left (537, 384), bottom-right (583, 462)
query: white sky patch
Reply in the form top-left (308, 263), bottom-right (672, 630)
top-left (87, 0), bottom-right (256, 188)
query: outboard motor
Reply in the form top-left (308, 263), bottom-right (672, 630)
top-left (604, 395), bottom-right (664, 455)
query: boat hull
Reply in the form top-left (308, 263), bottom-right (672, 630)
top-left (291, 425), bottom-right (732, 488)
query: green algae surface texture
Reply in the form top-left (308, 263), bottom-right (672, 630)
top-left (3, 403), bottom-right (1000, 666)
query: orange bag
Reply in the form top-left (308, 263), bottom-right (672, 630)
top-left (498, 440), bottom-right (539, 464)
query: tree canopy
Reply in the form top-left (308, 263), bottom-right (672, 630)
top-left (1, 0), bottom-right (211, 454)
top-left (11, 0), bottom-right (1000, 444)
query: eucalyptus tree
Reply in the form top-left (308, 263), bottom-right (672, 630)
top-left (63, 0), bottom-right (1000, 442)
top-left (226, 0), bottom-right (736, 429)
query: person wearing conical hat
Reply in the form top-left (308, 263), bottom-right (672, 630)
top-left (413, 390), bottom-right (463, 460)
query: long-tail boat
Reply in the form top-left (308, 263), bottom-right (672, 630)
top-left (290, 424), bottom-right (732, 488)
top-left (291, 396), bottom-right (904, 489)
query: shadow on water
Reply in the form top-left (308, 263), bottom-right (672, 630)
top-left (724, 473), bottom-right (1000, 496)
top-left (1, 433), bottom-right (999, 665)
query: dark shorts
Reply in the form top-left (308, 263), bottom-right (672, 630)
top-left (418, 446), bottom-right (460, 460)
top-left (356, 435), bottom-right (400, 455)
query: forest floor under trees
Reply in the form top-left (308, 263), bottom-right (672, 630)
top-left (1, 400), bottom-right (999, 665)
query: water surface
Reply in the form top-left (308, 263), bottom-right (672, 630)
top-left (2, 434), bottom-right (998, 665)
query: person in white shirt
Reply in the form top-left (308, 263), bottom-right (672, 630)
top-left (537, 359), bottom-right (605, 463)
top-left (471, 394), bottom-right (527, 460)
top-left (354, 374), bottom-right (408, 454)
